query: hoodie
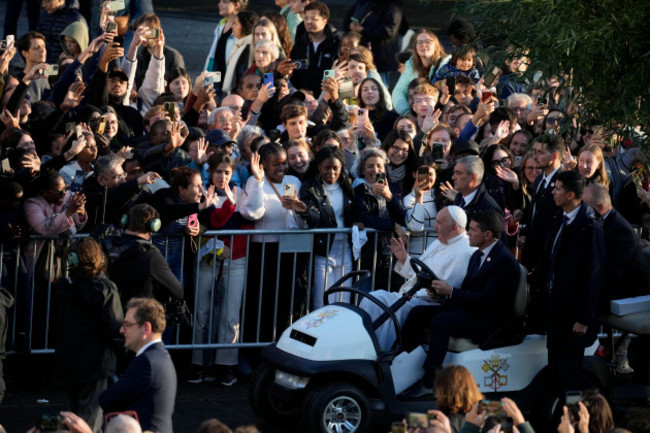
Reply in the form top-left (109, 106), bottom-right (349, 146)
top-left (59, 20), bottom-right (89, 58)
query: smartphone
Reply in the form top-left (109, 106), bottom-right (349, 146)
top-left (6, 35), bottom-right (14, 46)
top-left (407, 413), bottom-right (434, 429)
top-left (263, 73), bottom-right (274, 88)
top-left (479, 400), bottom-right (506, 417)
top-left (481, 91), bottom-right (493, 103)
top-left (143, 28), bottom-right (160, 39)
top-left (203, 72), bottom-right (222, 87)
top-left (375, 172), bottom-right (386, 184)
top-left (446, 76), bottom-right (456, 96)
top-left (97, 116), bottom-right (107, 135)
top-left (113, 36), bottom-right (124, 47)
top-left (1, 158), bottom-right (11, 172)
top-left (106, 0), bottom-right (126, 11)
top-left (514, 155), bottom-right (522, 167)
top-left (357, 108), bottom-right (368, 126)
top-left (75, 124), bottom-right (83, 140)
top-left (418, 167), bottom-right (429, 184)
top-left (43, 64), bottom-right (59, 76)
top-left (338, 50), bottom-right (350, 63)
top-left (284, 183), bottom-right (296, 197)
top-left (36, 415), bottom-right (64, 431)
top-left (323, 70), bottom-right (335, 80)
top-left (106, 21), bottom-right (118, 33)
top-left (65, 122), bottom-right (76, 134)
top-left (483, 66), bottom-right (501, 88)
top-left (187, 213), bottom-right (199, 229)
top-left (291, 59), bottom-right (309, 70)
top-left (164, 102), bottom-right (176, 120)
top-left (70, 170), bottom-right (85, 193)
top-left (431, 142), bottom-right (444, 161)
top-left (391, 422), bottom-right (405, 433)
top-left (565, 391), bottom-right (582, 423)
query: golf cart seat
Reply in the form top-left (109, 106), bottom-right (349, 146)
top-left (448, 263), bottom-right (528, 352)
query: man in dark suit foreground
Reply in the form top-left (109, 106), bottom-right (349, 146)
top-left (541, 171), bottom-right (604, 400)
top-left (401, 210), bottom-right (520, 396)
top-left (100, 298), bottom-right (177, 433)
top-left (583, 182), bottom-right (641, 374)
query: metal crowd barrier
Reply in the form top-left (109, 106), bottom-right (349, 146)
top-left (0, 228), bottom-right (440, 354)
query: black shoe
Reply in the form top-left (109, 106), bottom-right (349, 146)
top-left (187, 366), bottom-right (216, 384)
top-left (399, 380), bottom-right (433, 399)
top-left (215, 366), bottom-right (237, 387)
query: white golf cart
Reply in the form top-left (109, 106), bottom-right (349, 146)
top-left (249, 260), bottom-right (648, 433)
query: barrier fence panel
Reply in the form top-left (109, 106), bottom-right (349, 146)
top-left (2, 228), bottom-right (442, 354)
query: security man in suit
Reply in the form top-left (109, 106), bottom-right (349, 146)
top-left (540, 171), bottom-right (604, 404)
top-left (100, 298), bottom-right (177, 433)
top-left (520, 133), bottom-right (565, 271)
top-left (452, 155), bottom-right (503, 224)
top-left (401, 210), bottom-right (520, 396)
top-left (519, 133), bottom-right (564, 332)
top-left (583, 182), bottom-right (642, 374)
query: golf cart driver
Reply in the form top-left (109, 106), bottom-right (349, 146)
top-left (360, 205), bottom-right (476, 351)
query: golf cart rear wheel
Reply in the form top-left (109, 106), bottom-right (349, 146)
top-left (249, 363), bottom-right (298, 421)
top-left (302, 382), bottom-right (370, 433)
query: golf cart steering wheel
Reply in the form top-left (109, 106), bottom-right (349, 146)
top-left (408, 258), bottom-right (439, 286)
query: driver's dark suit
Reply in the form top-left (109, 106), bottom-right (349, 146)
top-left (401, 239), bottom-right (519, 374)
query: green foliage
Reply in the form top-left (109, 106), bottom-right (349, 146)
top-left (455, 0), bottom-right (650, 146)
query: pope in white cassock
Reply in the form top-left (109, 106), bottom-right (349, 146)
top-left (362, 205), bottom-right (476, 351)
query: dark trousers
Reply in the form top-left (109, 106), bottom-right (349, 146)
top-left (3, 0), bottom-right (40, 38)
top-left (402, 305), bottom-right (496, 372)
top-left (243, 242), bottom-right (307, 343)
top-left (66, 378), bottom-right (108, 433)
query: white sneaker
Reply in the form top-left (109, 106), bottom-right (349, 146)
top-left (615, 359), bottom-right (634, 375)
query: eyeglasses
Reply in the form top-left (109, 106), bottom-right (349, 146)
top-left (492, 157), bottom-right (511, 167)
top-left (546, 117), bottom-right (562, 124)
top-left (524, 166), bottom-right (540, 172)
top-left (416, 39), bottom-right (434, 46)
top-left (121, 321), bottom-right (141, 329)
top-left (391, 146), bottom-right (409, 154)
top-left (414, 97), bottom-right (435, 104)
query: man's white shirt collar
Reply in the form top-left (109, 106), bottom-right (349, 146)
top-left (136, 339), bottom-right (162, 357)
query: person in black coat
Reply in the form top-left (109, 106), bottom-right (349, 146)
top-left (583, 183), bottom-right (643, 308)
top-left (81, 153), bottom-right (159, 232)
top-left (537, 171), bottom-right (604, 409)
top-left (342, 0), bottom-right (403, 79)
top-left (401, 210), bottom-right (520, 396)
top-left (520, 134), bottom-right (564, 272)
top-left (452, 155), bottom-right (503, 224)
top-left (353, 147), bottom-right (406, 292)
top-left (300, 147), bottom-right (355, 308)
top-left (289, 2), bottom-right (341, 96)
top-left (108, 204), bottom-right (184, 307)
top-left (54, 238), bottom-right (123, 433)
top-left (100, 298), bottom-right (177, 433)
top-left (520, 134), bottom-right (564, 332)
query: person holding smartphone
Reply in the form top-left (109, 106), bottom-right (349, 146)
top-left (403, 154), bottom-right (438, 256)
top-left (358, 77), bottom-right (399, 142)
top-left (352, 147), bottom-right (407, 292)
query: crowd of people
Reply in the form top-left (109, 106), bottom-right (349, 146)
top-left (0, 0), bottom-right (648, 431)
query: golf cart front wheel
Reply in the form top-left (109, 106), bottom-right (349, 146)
top-left (303, 382), bottom-right (370, 433)
top-left (249, 363), bottom-right (298, 421)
